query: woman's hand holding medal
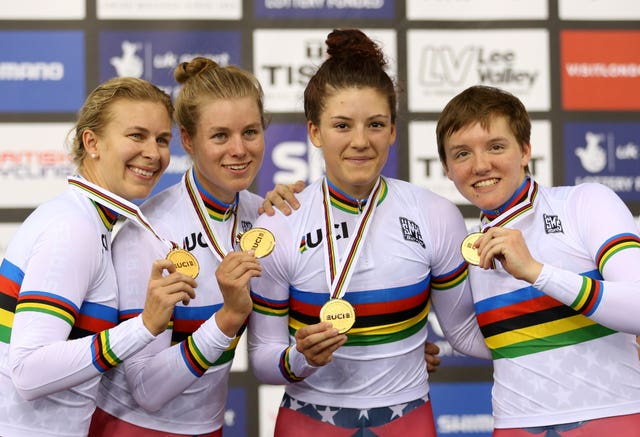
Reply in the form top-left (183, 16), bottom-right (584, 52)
top-left (294, 322), bottom-right (348, 367)
top-left (212, 228), bottom-right (276, 338)
top-left (141, 259), bottom-right (198, 336)
top-left (462, 228), bottom-right (543, 283)
top-left (214, 250), bottom-right (262, 338)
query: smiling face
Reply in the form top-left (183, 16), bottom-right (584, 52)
top-left (81, 99), bottom-right (172, 201)
top-left (443, 115), bottom-right (531, 211)
top-left (182, 97), bottom-right (264, 203)
top-left (308, 86), bottom-right (396, 200)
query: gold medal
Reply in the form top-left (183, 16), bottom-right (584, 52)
top-left (166, 249), bottom-right (200, 279)
top-left (239, 227), bottom-right (275, 258)
top-left (461, 232), bottom-right (482, 266)
top-left (319, 298), bottom-right (356, 334)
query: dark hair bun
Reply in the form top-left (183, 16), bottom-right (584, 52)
top-left (326, 29), bottom-right (386, 69)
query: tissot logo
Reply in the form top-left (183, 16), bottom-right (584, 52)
top-left (253, 30), bottom-right (325, 112)
top-left (254, 29), bottom-right (397, 112)
top-left (259, 37), bottom-right (321, 86)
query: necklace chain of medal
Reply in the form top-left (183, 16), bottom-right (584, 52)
top-left (184, 169), bottom-right (275, 260)
top-left (319, 177), bottom-right (384, 334)
top-left (461, 180), bottom-right (537, 267)
top-left (68, 175), bottom-right (200, 278)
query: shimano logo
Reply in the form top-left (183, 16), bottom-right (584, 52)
top-left (0, 62), bottom-right (64, 80)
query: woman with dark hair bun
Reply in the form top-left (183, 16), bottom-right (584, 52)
top-left (249, 29), bottom-right (490, 436)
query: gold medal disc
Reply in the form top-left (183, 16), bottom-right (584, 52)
top-left (461, 232), bottom-right (482, 266)
top-left (239, 227), bottom-right (275, 258)
top-left (319, 298), bottom-right (356, 334)
top-left (166, 249), bottom-right (200, 279)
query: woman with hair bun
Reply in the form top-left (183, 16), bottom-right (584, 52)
top-left (90, 58), bottom-right (301, 436)
top-left (248, 29), bottom-right (490, 436)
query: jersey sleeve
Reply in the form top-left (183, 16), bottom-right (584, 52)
top-left (113, 220), bottom-right (235, 412)
top-left (248, 211), bottom-right (318, 385)
top-left (534, 183), bottom-right (640, 334)
top-left (9, 217), bottom-right (154, 401)
top-left (123, 321), bottom-right (234, 412)
top-left (423, 193), bottom-right (492, 360)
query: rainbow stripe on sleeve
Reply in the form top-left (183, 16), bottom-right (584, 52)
top-left (178, 330), bottom-right (244, 377)
top-left (279, 346), bottom-right (305, 383)
top-left (475, 279), bottom-right (615, 360)
top-left (2, 258), bottom-right (121, 374)
top-left (180, 336), bottom-right (215, 377)
top-left (252, 292), bottom-right (289, 317)
top-left (0, 259), bottom-right (23, 343)
top-left (16, 291), bottom-right (80, 327)
top-left (121, 304), bottom-right (244, 375)
top-left (431, 261), bottom-right (468, 290)
top-left (91, 330), bottom-right (122, 372)
top-left (595, 233), bottom-right (640, 273)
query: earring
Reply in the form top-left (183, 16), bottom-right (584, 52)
top-left (90, 154), bottom-right (97, 159)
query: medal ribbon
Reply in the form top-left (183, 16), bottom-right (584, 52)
top-left (481, 178), bottom-right (539, 231)
top-left (321, 177), bottom-right (384, 300)
top-left (67, 175), bottom-right (178, 250)
top-left (183, 168), bottom-right (238, 263)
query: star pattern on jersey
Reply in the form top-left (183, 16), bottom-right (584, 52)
top-left (288, 397), bottom-right (303, 411)
top-left (278, 393), bottom-right (428, 430)
top-left (318, 406), bottom-right (338, 425)
top-left (389, 403), bottom-right (406, 420)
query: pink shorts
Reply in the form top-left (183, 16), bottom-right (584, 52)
top-left (88, 407), bottom-right (222, 437)
top-left (493, 413), bottom-right (640, 437)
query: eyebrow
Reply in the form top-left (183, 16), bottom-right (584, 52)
top-left (329, 114), bottom-right (390, 121)
top-left (206, 122), bottom-right (263, 133)
top-left (487, 135), bottom-right (509, 143)
top-left (129, 126), bottom-right (172, 138)
top-left (447, 144), bottom-right (467, 153)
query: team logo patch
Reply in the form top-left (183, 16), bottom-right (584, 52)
top-left (241, 221), bottom-right (253, 233)
top-left (543, 214), bottom-right (564, 234)
top-left (399, 217), bottom-right (425, 248)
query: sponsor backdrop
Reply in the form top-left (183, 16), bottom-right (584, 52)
top-left (1, 0), bottom-right (638, 435)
